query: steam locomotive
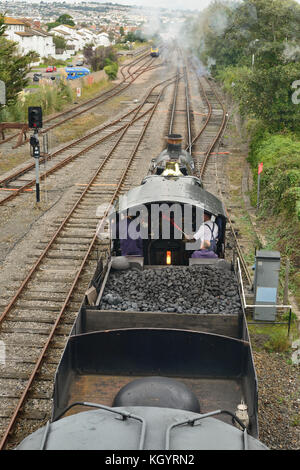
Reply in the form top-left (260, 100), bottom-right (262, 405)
top-left (16, 136), bottom-right (268, 450)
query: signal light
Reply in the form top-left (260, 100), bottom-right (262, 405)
top-left (166, 251), bottom-right (171, 265)
top-left (28, 106), bottom-right (43, 129)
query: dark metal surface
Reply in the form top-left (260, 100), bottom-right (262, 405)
top-left (113, 376), bottom-right (201, 412)
top-left (52, 328), bottom-right (258, 436)
top-left (113, 175), bottom-right (226, 217)
top-left (16, 406), bottom-right (268, 450)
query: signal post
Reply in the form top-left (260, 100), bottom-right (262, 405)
top-left (28, 107), bottom-right (43, 203)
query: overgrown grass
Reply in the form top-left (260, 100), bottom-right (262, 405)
top-left (0, 76), bottom-right (113, 125)
top-left (248, 323), bottom-right (297, 353)
top-left (0, 81), bottom-right (73, 123)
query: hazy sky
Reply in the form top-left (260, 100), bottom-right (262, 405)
top-left (19, 0), bottom-right (300, 12)
top-left (23, 0), bottom-right (214, 11)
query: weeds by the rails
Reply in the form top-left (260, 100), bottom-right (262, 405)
top-left (248, 321), bottom-right (298, 354)
top-left (52, 113), bottom-right (107, 144)
top-left (73, 78), bottom-right (113, 102)
top-left (0, 78), bottom-right (113, 124)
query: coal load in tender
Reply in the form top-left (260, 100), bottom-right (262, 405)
top-left (100, 266), bottom-right (242, 315)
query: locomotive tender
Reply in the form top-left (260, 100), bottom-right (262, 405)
top-left (16, 140), bottom-right (268, 450)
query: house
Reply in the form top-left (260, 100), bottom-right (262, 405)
top-left (3, 17), bottom-right (55, 60)
top-left (96, 32), bottom-right (111, 47)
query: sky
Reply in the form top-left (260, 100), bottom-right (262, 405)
top-left (22, 0), bottom-right (214, 12)
top-left (18, 0), bottom-right (300, 12)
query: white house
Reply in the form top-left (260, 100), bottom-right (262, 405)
top-left (96, 32), bottom-right (111, 47)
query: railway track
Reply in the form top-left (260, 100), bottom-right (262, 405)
top-left (0, 72), bottom-right (178, 450)
top-left (188, 63), bottom-right (252, 286)
top-left (0, 49), bottom-right (159, 151)
top-left (0, 50), bottom-right (253, 450)
top-left (0, 58), bottom-right (164, 206)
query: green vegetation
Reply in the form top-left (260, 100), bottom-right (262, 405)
top-left (248, 321), bottom-right (297, 353)
top-left (184, 0), bottom-right (300, 304)
top-left (46, 14), bottom-right (75, 31)
top-left (83, 44), bottom-right (118, 73)
top-left (0, 81), bottom-right (73, 122)
top-left (52, 35), bottom-right (67, 52)
top-left (104, 58), bottom-right (119, 80)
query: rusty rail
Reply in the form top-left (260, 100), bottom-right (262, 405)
top-left (0, 73), bottom-right (176, 450)
top-left (0, 50), bottom-right (154, 148)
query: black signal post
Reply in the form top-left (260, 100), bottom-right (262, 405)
top-left (28, 107), bottom-right (43, 203)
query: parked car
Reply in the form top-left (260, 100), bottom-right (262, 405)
top-left (33, 73), bottom-right (42, 82)
top-left (76, 61), bottom-right (84, 66)
top-left (46, 66), bottom-right (57, 73)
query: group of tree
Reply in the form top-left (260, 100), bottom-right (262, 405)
top-left (118, 28), bottom-right (147, 44)
top-left (185, 0), bottom-right (300, 227)
top-left (0, 14), bottom-right (37, 113)
top-left (46, 14), bottom-right (75, 31)
top-left (186, 0), bottom-right (300, 132)
top-left (83, 44), bottom-right (118, 79)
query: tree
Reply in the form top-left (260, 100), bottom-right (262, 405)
top-left (57, 14), bottom-right (75, 27)
top-left (185, 0), bottom-right (300, 130)
top-left (83, 45), bottom-right (117, 72)
top-left (47, 13), bottom-right (75, 31)
top-left (104, 58), bottom-right (118, 80)
top-left (52, 35), bottom-right (67, 51)
top-left (188, 0), bottom-right (300, 72)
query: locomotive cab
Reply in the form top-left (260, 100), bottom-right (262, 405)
top-left (109, 175), bottom-right (226, 266)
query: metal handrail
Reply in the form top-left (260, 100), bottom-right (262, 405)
top-left (165, 409), bottom-right (248, 450)
top-left (40, 401), bottom-right (146, 450)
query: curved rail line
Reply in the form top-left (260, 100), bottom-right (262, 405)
top-left (0, 72), bottom-right (178, 450)
top-left (188, 62), bottom-right (252, 285)
top-left (0, 49), bottom-right (159, 149)
top-left (0, 58), bottom-right (163, 205)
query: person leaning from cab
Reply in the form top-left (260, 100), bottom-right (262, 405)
top-left (185, 211), bottom-right (219, 256)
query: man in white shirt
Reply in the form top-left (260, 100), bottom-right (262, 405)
top-left (186, 212), bottom-right (219, 252)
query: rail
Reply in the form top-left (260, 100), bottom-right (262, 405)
top-left (0, 73), bottom-right (177, 450)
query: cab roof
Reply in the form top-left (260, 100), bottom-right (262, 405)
top-left (112, 175), bottom-right (226, 218)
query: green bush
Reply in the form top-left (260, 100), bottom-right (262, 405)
top-left (248, 133), bottom-right (300, 220)
top-left (104, 60), bottom-right (118, 80)
top-left (0, 81), bottom-right (73, 122)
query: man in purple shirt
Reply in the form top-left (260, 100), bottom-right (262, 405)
top-left (191, 240), bottom-right (218, 259)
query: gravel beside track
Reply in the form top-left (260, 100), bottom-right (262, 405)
top-left (253, 340), bottom-right (300, 450)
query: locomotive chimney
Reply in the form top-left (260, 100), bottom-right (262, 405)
top-left (166, 134), bottom-right (182, 157)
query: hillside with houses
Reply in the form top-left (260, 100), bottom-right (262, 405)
top-left (0, 0), bottom-right (151, 63)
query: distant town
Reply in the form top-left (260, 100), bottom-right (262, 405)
top-left (0, 1), bottom-right (191, 62)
